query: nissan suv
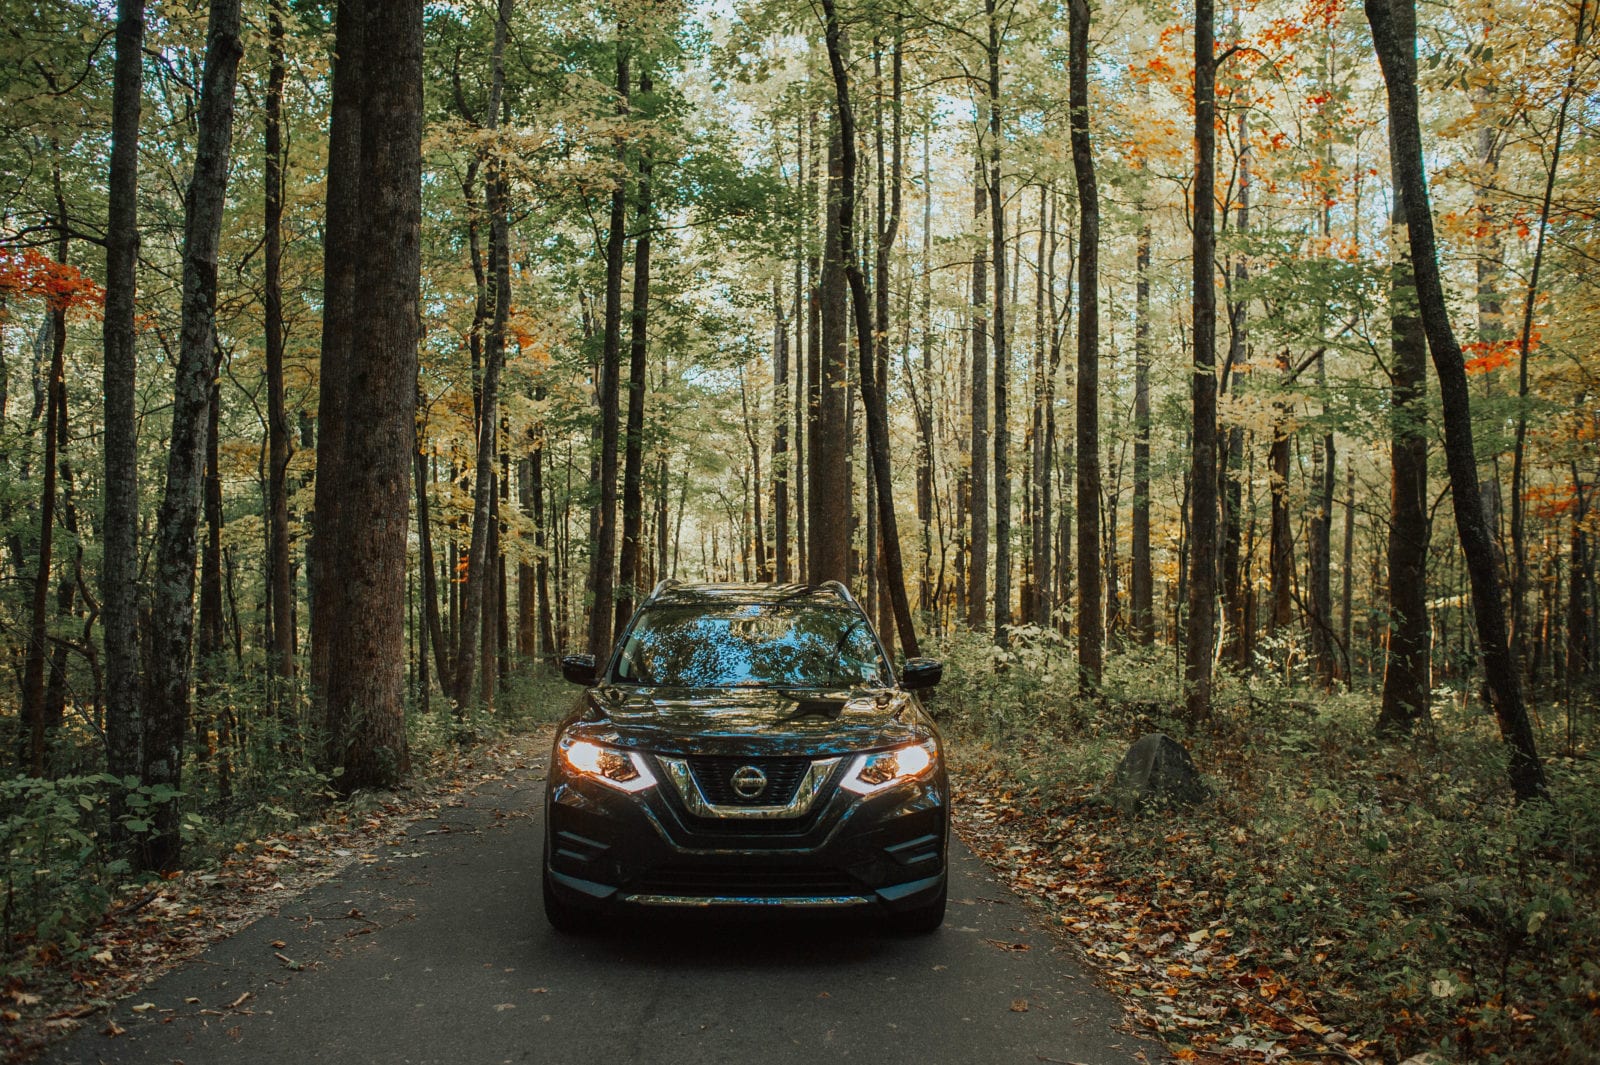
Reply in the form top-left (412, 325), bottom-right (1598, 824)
top-left (542, 581), bottom-right (949, 933)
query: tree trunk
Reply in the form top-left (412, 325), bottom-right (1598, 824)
top-left (320, 0), bottom-right (421, 792)
top-left (773, 281), bottom-right (790, 583)
top-left (987, 0), bottom-right (1011, 644)
top-left (101, 0), bottom-right (145, 846)
top-left (587, 40), bottom-right (629, 659)
top-left (311, 0), bottom-right (363, 713)
top-left (265, 0), bottom-right (294, 702)
top-left (144, 0), bottom-right (243, 871)
top-left (617, 72), bottom-right (655, 627)
top-left (1069, 0), bottom-right (1102, 687)
top-left (809, 109), bottom-right (851, 585)
top-left (452, 0), bottom-right (512, 705)
top-left (1366, 0), bottom-right (1546, 800)
top-left (21, 283), bottom-right (64, 776)
top-left (819, 0), bottom-right (920, 657)
top-left (1131, 217), bottom-right (1154, 644)
top-left (1185, 0), bottom-right (1219, 723)
top-left (968, 157), bottom-right (989, 630)
top-left (1377, 125), bottom-right (1432, 734)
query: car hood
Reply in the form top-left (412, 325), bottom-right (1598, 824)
top-left (576, 686), bottom-right (924, 758)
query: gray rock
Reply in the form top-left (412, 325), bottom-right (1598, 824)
top-left (1111, 733), bottom-right (1211, 815)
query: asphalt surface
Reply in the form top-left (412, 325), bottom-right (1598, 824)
top-left (41, 755), bottom-right (1163, 1065)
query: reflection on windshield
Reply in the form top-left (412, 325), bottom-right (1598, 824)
top-left (612, 604), bottom-right (888, 688)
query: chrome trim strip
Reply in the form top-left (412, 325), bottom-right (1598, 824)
top-left (658, 756), bottom-right (842, 820)
top-left (621, 893), bottom-right (871, 908)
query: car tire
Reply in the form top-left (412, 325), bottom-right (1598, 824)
top-left (888, 880), bottom-right (947, 934)
top-left (542, 863), bottom-right (598, 934)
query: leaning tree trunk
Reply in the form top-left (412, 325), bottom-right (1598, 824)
top-left (1069, 0), bottom-right (1102, 688)
top-left (144, 0), bottom-right (243, 871)
top-left (101, 0), bottom-right (146, 850)
top-left (1366, 0), bottom-right (1546, 800)
top-left (320, 0), bottom-right (422, 792)
top-left (819, 0), bottom-right (920, 657)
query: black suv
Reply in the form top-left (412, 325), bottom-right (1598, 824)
top-left (542, 581), bottom-right (948, 933)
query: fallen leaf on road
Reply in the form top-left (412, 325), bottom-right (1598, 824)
top-left (103, 1020), bottom-right (125, 1037)
top-left (1011, 999), bottom-right (1029, 1012)
top-left (986, 940), bottom-right (1032, 952)
top-left (493, 1003), bottom-right (515, 1011)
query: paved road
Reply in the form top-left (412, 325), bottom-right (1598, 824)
top-left (42, 758), bottom-right (1162, 1065)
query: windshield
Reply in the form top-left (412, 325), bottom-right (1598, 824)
top-left (611, 602), bottom-right (889, 688)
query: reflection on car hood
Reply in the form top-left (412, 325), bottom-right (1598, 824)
top-left (580, 686), bottom-right (922, 757)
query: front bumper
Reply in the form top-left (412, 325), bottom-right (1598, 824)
top-left (543, 753), bottom-right (948, 915)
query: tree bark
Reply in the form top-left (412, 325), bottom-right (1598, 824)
top-left (453, 0), bottom-right (513, 705)
top-left (987, 0), bottom-right (1011, 643)
top-left (809, 109), bottom-right (851, 585)
top-left (101, 0), bottom-right (145, 847)
top-left (1185, 0), bottom-right (1219, 723)
top-left (320, 0), bottom-right (422, 791)
top-left (265, 0), bottom-right (294, 702)
top-left (1131, 217), bottom-right (1154, 644)
top-left (1069, 0), bottom-right (1102, 687)
top-left (144, 0), bottom-right (243, 870)
top-left (587, 40), bottom-right (629, 658)
top-left (617, 70), bottom-right (655, 626)
top-left (1366, 0), bottom-right (1546, 799)
top-left (968, 157), bottom-right (989, 629)
top-left (819, 0), bottom-right (920, 656)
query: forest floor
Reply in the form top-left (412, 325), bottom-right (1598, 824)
top-left (6, 672), bottom-right (1596, 1065)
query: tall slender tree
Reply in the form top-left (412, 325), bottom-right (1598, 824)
top-left (1069, 0), bottom-right (1102, 687)
top-left (1365, 0), bottom-right (1546, 800)
top-left (144, 0), bottom-right (244, 870)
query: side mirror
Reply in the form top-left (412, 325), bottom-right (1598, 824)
top-left (560, 654), bottom-right (597, 686)
top-left (900, 657), bottom-right (943, 691)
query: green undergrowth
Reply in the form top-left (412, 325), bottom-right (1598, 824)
top-left (933, 627), bottom-right (1600, 1065)
top-left (0, 664), bottom-right (570, 977)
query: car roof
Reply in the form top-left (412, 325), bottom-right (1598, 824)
top-left (645, 581), bottom-right (855, 609)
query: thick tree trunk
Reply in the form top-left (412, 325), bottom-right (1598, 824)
top-left (22, 290), bottom-right (64, 776)
top-left (265, 0), bottom-right (294, 700)
top-left (1366, 0), bottom-right (1546, 799)
top-left (320, 0), bottom-right (422, 791)
top-left (1069, 0), bottom-right (1102, 687)
top-left (311, 0), bottom-right (363, 712)
top-left (1131, 218), bottom-right (1154, 644)
top-left (101, 0), bottom-right (145, 845)
top-left (1185, 0), bottom-right (1219, 723)
top-left (809, 112), bottom-right (851, 585)
top-left (144, 0), bottom-right (242, 870)
top-left (587, 42), bottom-right (629, 658)
top-left (819, 0), bottom-right (920, 656)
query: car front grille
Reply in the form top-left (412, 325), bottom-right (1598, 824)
top-left (685, 755), bottom-right (813, 806)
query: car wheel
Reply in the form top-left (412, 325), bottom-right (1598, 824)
top-left (542, 863), bottom-right (598, 934)
top-left (888, 880), bottom-right (947, 934)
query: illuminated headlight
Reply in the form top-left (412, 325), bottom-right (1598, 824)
top-left (840, 738), bottom-right (939, 795)
top-left (560, 737), bottom-right (657, 793)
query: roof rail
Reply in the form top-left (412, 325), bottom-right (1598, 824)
top-left (819, 580), bottom-right (857, 606)
top-left (649, 579), bottom-right (681, 600)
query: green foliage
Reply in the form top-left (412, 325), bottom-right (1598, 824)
top-left (938, 641), bottom-right (1600, 1063)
